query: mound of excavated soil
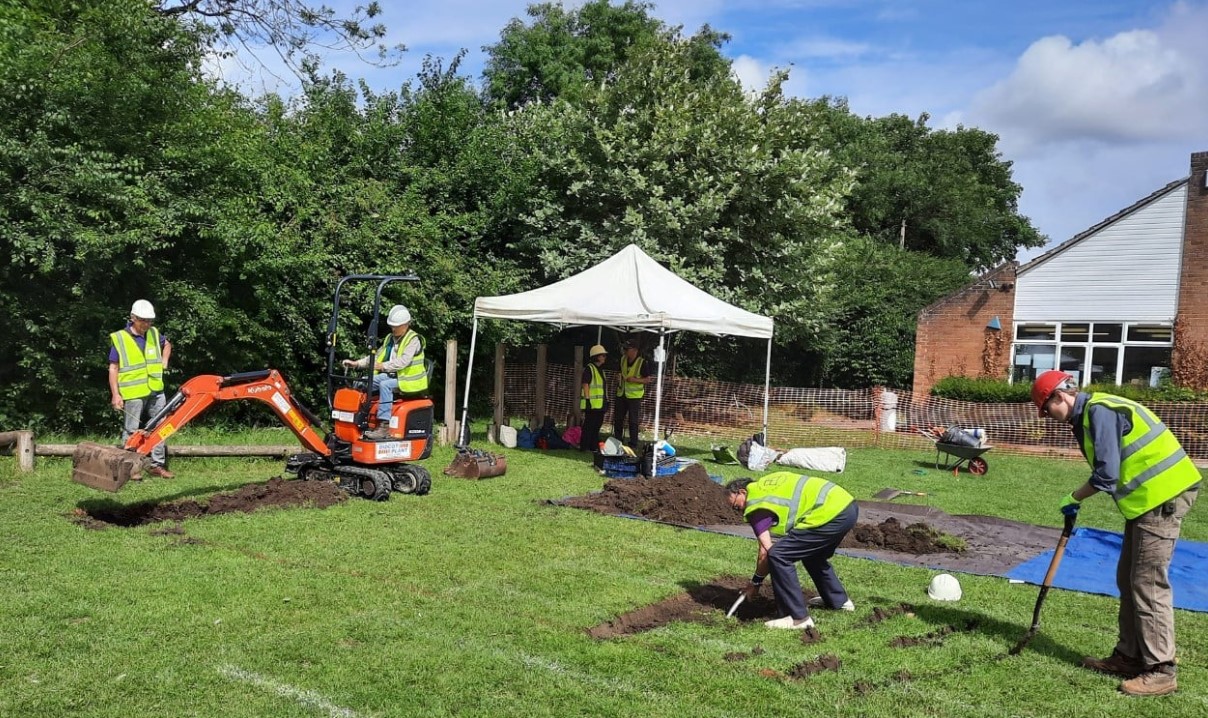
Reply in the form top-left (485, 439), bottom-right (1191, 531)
top-left (559, 466), bottom-right (959, 555)
top-left (72, 477), bottom-right (347, 529)
top-left (561, 463), bottom-right (737, 524)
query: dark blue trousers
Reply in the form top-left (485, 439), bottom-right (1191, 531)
top-left (767, 502), bottom-right (858, 620)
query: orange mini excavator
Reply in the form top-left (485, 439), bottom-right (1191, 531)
top-left (71, 275), bottom-right (434, 500)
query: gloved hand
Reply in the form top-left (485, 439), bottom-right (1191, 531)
top-left (1060, 492), bottom-right (1081, 517)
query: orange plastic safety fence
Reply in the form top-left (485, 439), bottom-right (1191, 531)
top-left (501, 362), bottom-right (1208, 463)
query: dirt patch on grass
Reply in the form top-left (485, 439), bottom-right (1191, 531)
top-left (587, 575), bottom-right (787, 639)
top-left (889, 620), bottom-right (979, 648)
top-left (786, 654), bottom-right (841, 678)
top-left (72, 477), bottom-right (347, 529)
top-left (864, 603), bottom-right (916, 624)
top-left (559, 467), bottom-right (959, 555)
top-left (558, 466), bottom-right (1065, 575)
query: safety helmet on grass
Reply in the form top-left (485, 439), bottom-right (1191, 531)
top-left (927, 573), bottom-right (962, 601)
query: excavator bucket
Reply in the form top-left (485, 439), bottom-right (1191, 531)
top-left (443, 449), bottom-right (507, 480)
top-left (72, 442), bottom-right (146, 492)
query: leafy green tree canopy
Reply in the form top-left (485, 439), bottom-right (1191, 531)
top-left (483, 0), bottom-right (730, 108)
top-left (156, 0), bottom-right (404, 75)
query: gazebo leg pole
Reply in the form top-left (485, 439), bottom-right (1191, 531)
top-left (652, 328), bottom-right (666, 445)
top-left (458, 317), bottom-right (479, 447)
top-left (762, 338), bottom-right (772, 441)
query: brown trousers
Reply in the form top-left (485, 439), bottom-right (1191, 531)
top-left (1116, 487), bottom-right (1198, 667)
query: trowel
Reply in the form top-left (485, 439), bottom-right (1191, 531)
top-left (725, 593), bottom-right (746, 618)
top-left (873, 487), bottom-right (927, 501)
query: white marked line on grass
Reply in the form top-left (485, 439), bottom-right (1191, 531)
top-left (218, 664), bottom-right (362, 718)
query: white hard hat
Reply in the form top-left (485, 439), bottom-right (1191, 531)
top-left (589, 344), bottom-right (607, 358)
top-left (927, 573), bottom-right (962, 601)
top-left (386, 304), bottom-right (411, 327)
top-left (130, 299), bottom-right (156, 320)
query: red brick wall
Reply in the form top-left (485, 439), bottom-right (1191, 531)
top-left (912, 264), bottom-right (1017, 396)
top-left (1174, 151), bottom-right (1208, 388)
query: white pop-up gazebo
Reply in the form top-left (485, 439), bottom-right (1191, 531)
top-left (458, 244), bottom-right (775, 445)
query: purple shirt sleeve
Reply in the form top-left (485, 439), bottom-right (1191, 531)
top-left (747, 508), bottom-right (777, 536)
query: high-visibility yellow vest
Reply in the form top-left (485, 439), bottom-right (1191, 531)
top-left (743, 471), bottom-right (853, 534)
top-left (1081, 393), bottom-right (1201, 520)
top-left (377, 329), bottom-right (428, 394)
top-left (617, 355), bottom-right (645, 399)
top-left (110, 327), bottom-right (164, 400)
top-left (581, 364), bottom-right (605, 410)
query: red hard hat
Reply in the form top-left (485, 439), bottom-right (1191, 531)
top-left (1032, 370), bottom-right (1075, 417)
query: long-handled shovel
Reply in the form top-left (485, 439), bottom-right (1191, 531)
top-left (725, 593), bottom-right (746, 618)
top-left (1009, 513), bottom-right (1077, 655)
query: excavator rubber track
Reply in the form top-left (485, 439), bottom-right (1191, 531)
top-left (72, 442), bottom-right (146, 492)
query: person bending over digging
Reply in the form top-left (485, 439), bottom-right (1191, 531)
top-left (725, 472), bottom-right (858, 629)
top-left (1034, 369), bottom-right (1200, 697)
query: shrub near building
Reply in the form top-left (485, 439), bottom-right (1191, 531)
top-left (930, 376), bottom-right (1208, 404)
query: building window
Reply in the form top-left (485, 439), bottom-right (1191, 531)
top-left (1010, 321), bottom-right (1172, 386)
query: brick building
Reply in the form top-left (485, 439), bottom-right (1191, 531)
top-left (913, 150), bottom-right (1208, 396)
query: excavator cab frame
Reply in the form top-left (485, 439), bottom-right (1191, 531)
top-left (71, 275), bottom-right (435, 500)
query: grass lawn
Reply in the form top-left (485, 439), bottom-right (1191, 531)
top-left (1, 429), bottom-right (1206, 717)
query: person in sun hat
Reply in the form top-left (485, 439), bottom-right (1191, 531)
top-left (724, 471), bottom-right (858, 630)
top-left (1034, 369), bottom-right (1200, 696)
top-left (612, 336), bottom-right (652, 449)
top-left (109, 300), bottom-right (174, 478)
top-left (579, 344), bottom-right (610, 451)
top-left (343, 304), bottom-right (427, 440)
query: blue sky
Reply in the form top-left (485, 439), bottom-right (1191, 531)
top-left (212, 0), bottom-right (1208, 263)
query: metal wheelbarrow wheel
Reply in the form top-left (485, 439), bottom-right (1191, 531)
top-left (968, 456), bottom-right (988, 475)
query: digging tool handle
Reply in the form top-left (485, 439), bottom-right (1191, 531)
top-left (725, 594), bottom-right (745, 618)
top-left (1028, 513), bottom-right (1076, 631)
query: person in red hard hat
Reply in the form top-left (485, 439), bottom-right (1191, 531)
top-left (1034, 369), bottom-right (1200, 696)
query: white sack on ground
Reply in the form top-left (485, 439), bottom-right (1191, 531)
top-left (776, 447), bottom-right (847, 473)
top-left (745, 442), bottom-right (781, 472)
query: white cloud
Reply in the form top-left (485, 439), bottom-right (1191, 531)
top-left (971, 4), bottom-right (1208, 152)
top-left (777, 36), bottom-right (871, 60)
top-left (731, 54), bottom-right (774, 91)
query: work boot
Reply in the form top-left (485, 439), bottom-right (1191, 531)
top-left (1081, 651), bottom-right (1143, 678)
top-left (363, 427), bottom-right (393, 440)
top-left (808, 596), bottom-right (855, 611)
top-left (147, 466), bottom-right (175, 479)
top-left (1120, 667), bottom-right (1177, 697)
top-left (764, 616), bottom-right (815, 630)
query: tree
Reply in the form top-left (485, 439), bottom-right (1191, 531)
top-left (807, 100), bottom-right (1045, 270)
top-left (0, 0), bottom-right (259, 428)
top-left (156, 0), bottom-right (404, 76)
top-left (817, 239), bottom-right (972, 388)
top-left (483, 0), bottom-right (730, 108)
top-left (506, 40), bottom-right (856, 353)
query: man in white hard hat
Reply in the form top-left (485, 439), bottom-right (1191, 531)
top-left (342, 304), bottom-right (428, 440)
top-left (109, 299), bottom-right (174, 478)
top-left (579, 344), bottom-right (609, 451)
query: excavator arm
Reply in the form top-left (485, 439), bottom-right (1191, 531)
top-left (72, 369), bottom-right (331, 492)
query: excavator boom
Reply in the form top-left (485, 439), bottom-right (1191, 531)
top-left (72, 369), bottom-right (331, 492)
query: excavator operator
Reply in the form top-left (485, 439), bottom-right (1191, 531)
top-left (342, 304), bottom-right (428, 439)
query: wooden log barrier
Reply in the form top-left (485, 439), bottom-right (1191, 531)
top-left (18, 444), bottom-right (300, 459)
top-left (0, 430), bottom-right (35, 472)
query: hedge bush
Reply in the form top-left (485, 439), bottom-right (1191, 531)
top-left (929, 377), bottom-right (1031, 403)
top-left (931, 376), bottom-right (1208, 404)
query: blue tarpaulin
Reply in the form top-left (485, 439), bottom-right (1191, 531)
top-left (1005, 528), bottom-right (1208, 613)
